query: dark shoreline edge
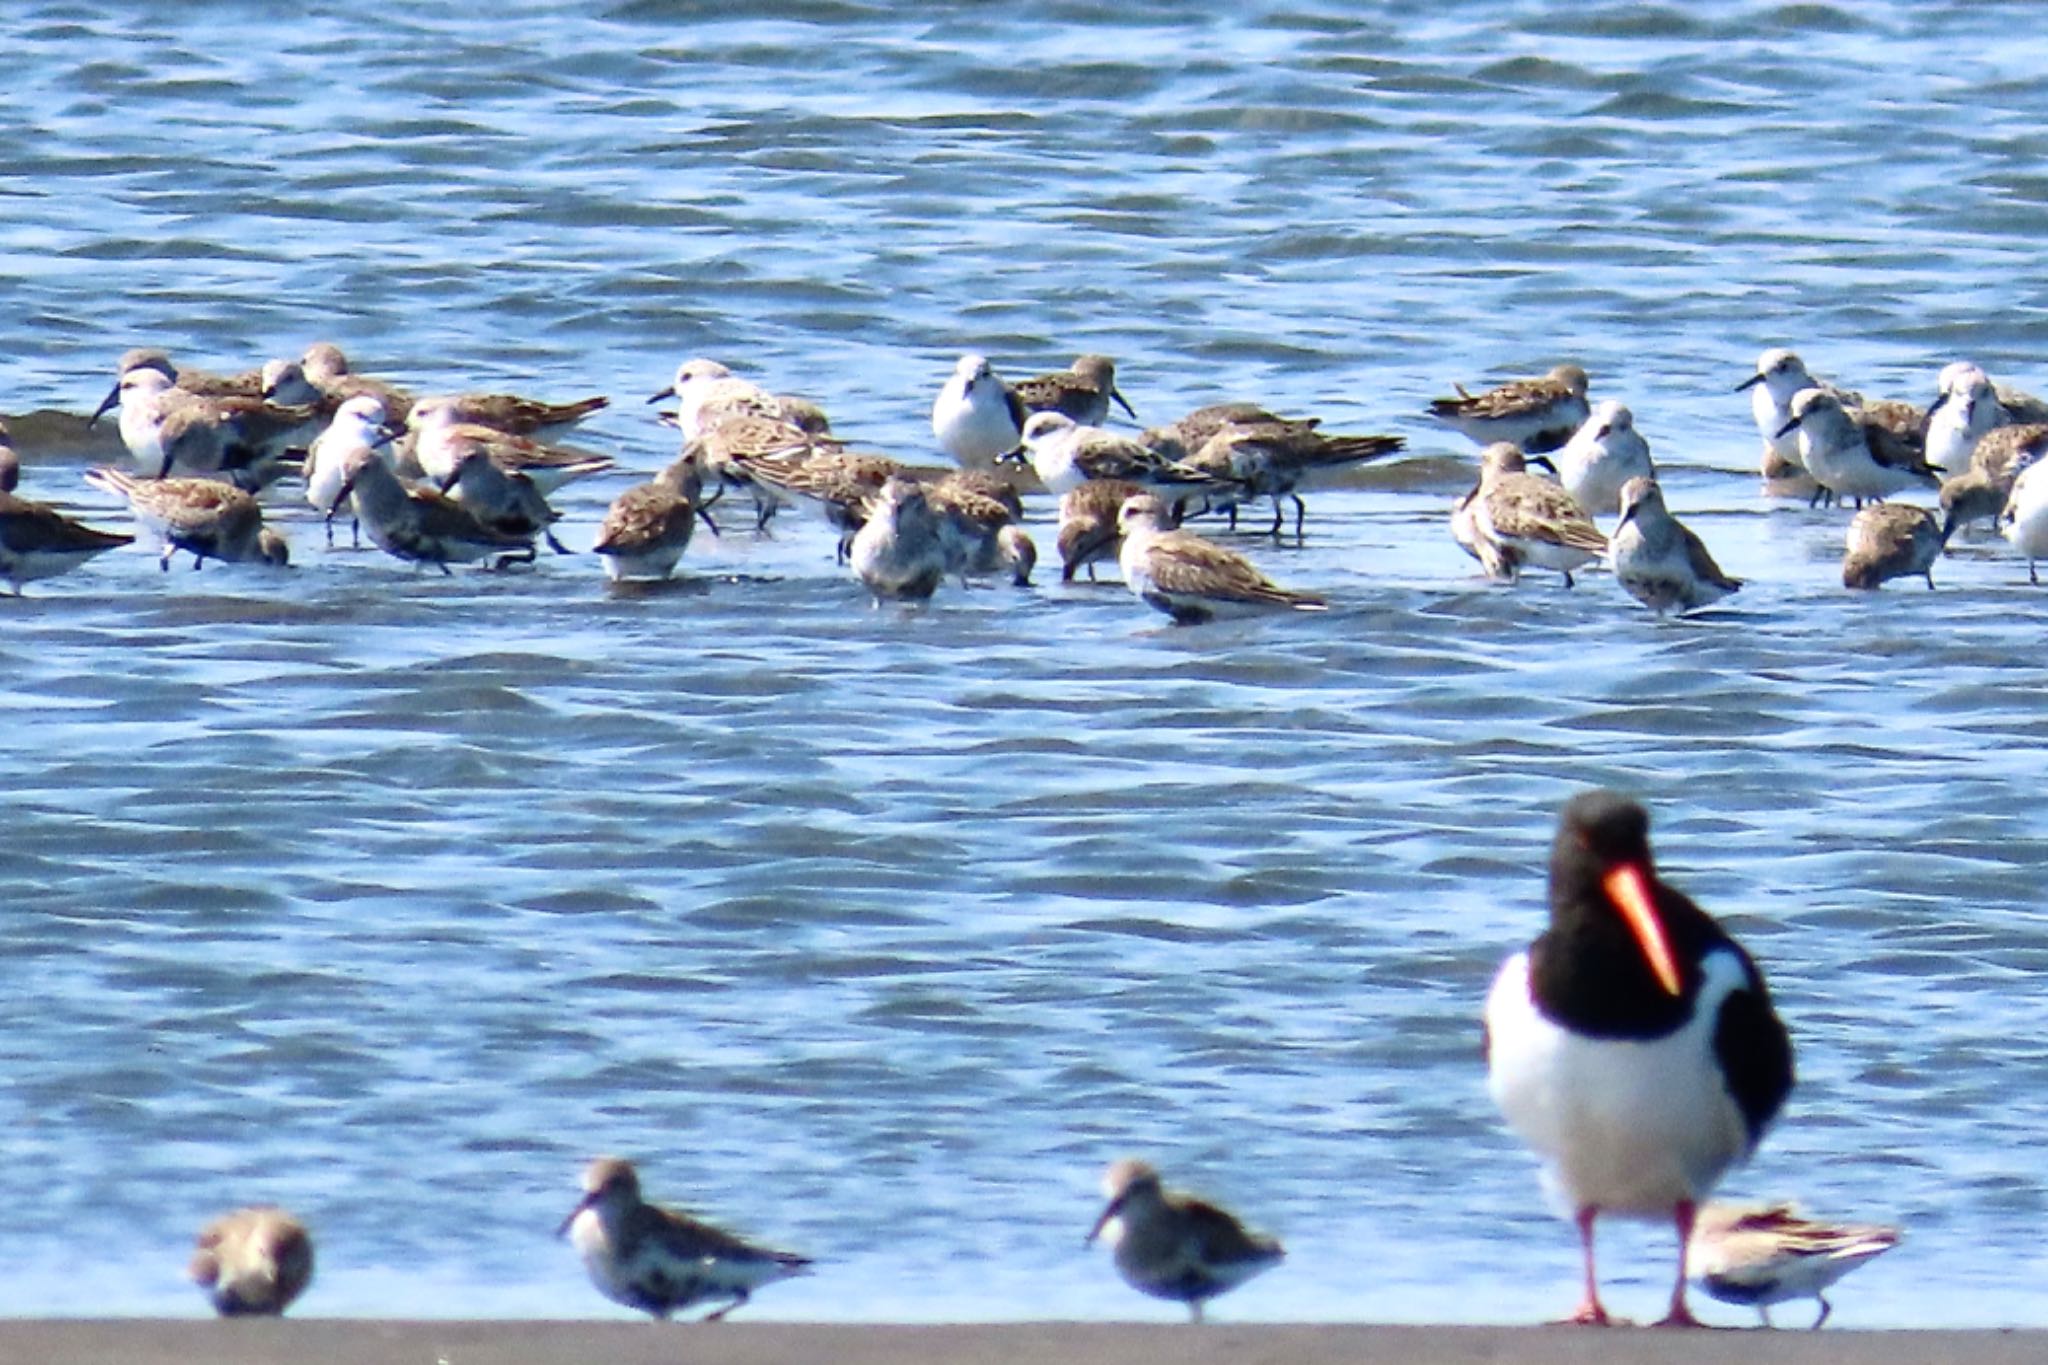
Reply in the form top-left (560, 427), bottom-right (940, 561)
top-left (0, 1322), bottom-right (2037, 1365)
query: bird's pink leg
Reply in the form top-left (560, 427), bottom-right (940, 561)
top-left (1560, 1206), bottom-right (1610, 1325)
top-left (1655, 1199), bottom-right (1706, 1328)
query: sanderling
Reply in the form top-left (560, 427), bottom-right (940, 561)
top-left (1428, 364), bottom-right (1590, 453)
top-left (440, 448), bottom-right (569, 554)
top-left (932, 354), bottom-right (1030, 467)
top-left (1012, 354), bottom-right (1136, 427)
top-left (190, 1207), bottom-right (314, 1317)
top-left (93, 367), bottom-right (317, 487)
top-left (1998, 453), bottom-right (2048, 584)
top-left (83, 468), bottom-right (288, 570)
top-left (849, 476), bottom-right (949, 603)
top-left (593, 457), bottom-right (701, 583)
top-left (1924, 362), bottom-right (2004, 477)
top-left (560, 1157), bottom-right (811, 1322)
top-left (1003, 412), bottom-right (1218, 498)
top-left (0, 452), bottom-right (133, 594)
top-left (1057, 478), bottom-right (1147, 583)
top-left (1775, 390), bottom-right (1938, 509)
top-left (1939, 423), bottom-right (2048, 539)
top-left (304, 395), bottom-right (398, 547)
top-left (1609, 478), bottom-right (1740, 616)
top-left (1486, 790), bottom-right (1793, 1327)
top-left (333, 446), bottom-right (536, 573)
top-left (1736, 349), bottom-right (1859, 483)
top-left (1179, 417), bottom-right (1403, 539)
top-left (1116, 493), bottom-right (1324, 624)
top-left (1463, 442), bottom-right (1607, 587)
top-left (1085, 1158), bottom-right (1283, 1324)
top-left (409, 396), bottom-right (614, 492)
top-left (95, 347), bottom-right (263, 408)
top-left (926, 471), bottom-right (1035, 585)
top-left (648, 358), bottom-right (773, 440)
top-left (1555, 400), bottom-right (1654, 518)
top-left (1689, 1202), bottom-right (1900, 1329)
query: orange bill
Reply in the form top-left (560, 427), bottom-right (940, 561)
top-left (1601, 864), bottom-right (1682, 996)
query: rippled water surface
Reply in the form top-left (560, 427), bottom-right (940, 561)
top-left (5, 0), bottom-right (2048, 1327)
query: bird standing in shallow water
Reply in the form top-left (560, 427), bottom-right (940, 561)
top-left (1086, 1158), bottom-right (1283, 1323)
top-left (189, 1207), bottom-right (314, 1317)
top-left (1688, 1202), bottom-right (1899, 1329)
top-left (560, 1157), bottom-right (810, 1321)
top-left (1484, 790), bottom-right (1793, 1327)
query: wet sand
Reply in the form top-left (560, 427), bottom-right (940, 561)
top-left (0, 1323), bottom-right (2038, 1365)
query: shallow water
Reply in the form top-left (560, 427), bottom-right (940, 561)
top-left (3, 0), bottom-right (2048, 1328)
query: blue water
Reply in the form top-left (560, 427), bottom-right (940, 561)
top-left (3, 0), bottom-right (2048, 1328)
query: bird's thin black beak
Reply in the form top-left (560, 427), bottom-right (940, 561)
top-left (1111, 387), bottom-right (1137, 421)
top-left (1735, 373), bottom-right (1765, 393)
top-left (995, 447), bottom-right (1027, 467)
top-left (1772, 417), bottom-right (1800, 440)
top-left (370, 424), bottom-right (403, 449)
top-left (87, 382), bottom-right (121, 429)
top-left (1084, 1192), bottom-right (1127, 1247)
top-left (646, 385), bottom-right (676, 405)
top-left (437, 470), bottom-right (460, 493)
top-left (557, 1192), bottom-right (598, 1240)
top-left (1527, 453), bottom-right (1559, 475)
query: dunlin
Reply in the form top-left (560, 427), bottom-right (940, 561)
top-left (927, 471), bottom-right (1035, 585)
top-left (1012, 354), bottom-right (1136, 426)
top-left (932, 354), bottom-right (1030, 467)
top-left (593, 457), bottom-right (701, 583)
top-left (1139, 403), bottom-right (1306, 464)
top-left (95, 347), bottom-right (263, 407)
top-left (300, 342), bottom-right (414, 422)
top-left (1180, 418), bottom-right (1404, 539)
top-left (736, 447), bottom-right (903, 558)
top-left (1939, 423), bottom-right (2048, 539)
top-left (681, 409), bottom-right (839, 530)
top-left (1689, 1203), bottom-right (1900, 1329)
top-left (1736, 349), bottom-right (1858, 482)
top-left (409, 396), bottom-right (615, 492)
top-left (1429, 364), bottom-right (1590, 453)
top-left (333, 446), bottom-right (535, 573)
top-left (1464, 443), bottom-right (1607, 587)
top-left (304, 395), bottom-right (397, 547)
top-left (1485, 790), bottom-right (1793, 1327)
top-left (1843, 504), bottom-right (1945, 590)
top-left (1003, 412), bottom-right (1218, 497)
top-left (1774, 390), bottom-right (1938, 509)
top-left (1116, 494), bottom-right (1325, 624)
top-left (1085, 1158), bottom-right (1283, 1324)
top-left (189, 1206), bottom-right (315, 1317)
top-left (0, 437), bottom-right (133, 593)
top-left (1609, 478), bottom-right (1740, 615)
top-left (84, 468), bottom-right (288, 570)
top-left (1057, 478), bottom-right (1147, 583)
top-left (849, 476), bottom-right (949, 603)
top-left (440, 448), bottom-right (570, 554)
top-left (94, 367), bottom-right (317, 487)
top-left (561, 1157), bottom-right (810, 1321)
top-left (1998, 453), bottom-right (2048, 584)
top-left (1555, 400), bottom-right (1654, 518)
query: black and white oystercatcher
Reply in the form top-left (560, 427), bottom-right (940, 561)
top-left (1484, 790), bottom-right (1793, 1327)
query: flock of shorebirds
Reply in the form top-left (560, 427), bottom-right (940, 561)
top-left (186, 789), bottom-right (1900, 1330)
top-left (3, 339), bottom-right (2044, 614)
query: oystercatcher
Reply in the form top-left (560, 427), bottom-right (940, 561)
top-left (1484, 790), bottom-right (1794, 1326)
